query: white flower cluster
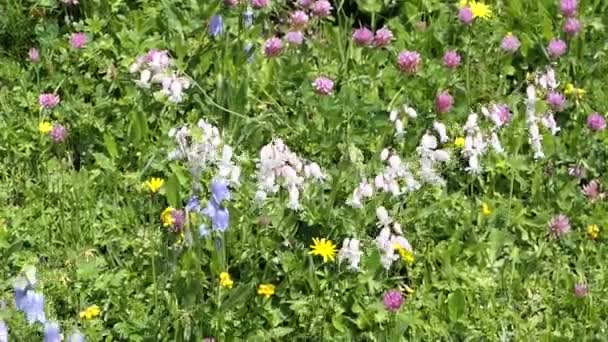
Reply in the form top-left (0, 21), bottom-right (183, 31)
top-left (462, 113), bottom-right (488, 174)
top-left (338, 238), bottom-right (363, 271)
top-left (417, 129), bottom-right (450, 186)
top-left (536, 67), bottom-right (561, 135)
top-left (347, 149), bottom-right (419, 208)
top-left (255, 138), bottom-right (325, 210)
top-left (168, 119), bottom-right (240, 183)
top-left (389, 104), bottom-right (417, 138)
top-left (374, 207), bottom-right (412, 270)
top-left (129, 49), bottom-right (191, 103)
top-left (526, 85), bottom-right (544, 159)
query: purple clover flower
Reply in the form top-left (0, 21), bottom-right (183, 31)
top-left (69, 32), bottom-right (88, 49)
top-left (264, 37), bottom-right (283, 57)
top-left (311, 0), bottom-right (332, 17)
top-left (435, 91), bottom-right (454, 114)
top-left (459, 6), bottom-right (473, 25)
top-left (547, 39), bottom-right (567, 59)
top-left (373, 27), bottom-right (393, 47)
top-left (383, 289), bottom-right (404, 311)
top-left (50, 124), bottom-right (68, 143)
top-left (546, 92), bottom-right (566, 112)
top-left (587, 113), bottom-right (606, 131)
top-left (560, 0), bottom-right (577, 17)
top-left (39, 93), bottom-right (60, 109)
top-left (250, 0), bottom-right (269, 9)
top-left (500, 34), bottom-right (520, 53)
top-left (563, 17), bottom-right (581, 36)
top-left (397, 50), bottom-right (421, 74)
top-left (442, 50), bottom-right (461, 69)
top-left (549, 214), bottom-right (571, 237)
top-left (574, 283), bottom-right (588, 297)
top-left (28, 48), bottom-right (40, 63)
top-left (286, 31), bottom-right (304, 45)
top-left (313, 76), bottom-right (334, 95)
top-left (290, 10), bottom-right (309, 29)
top-left (352, 27), bottom-right (374, 46)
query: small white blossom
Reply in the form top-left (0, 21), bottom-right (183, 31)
top-left (338, 238), bottom-right (362, 271)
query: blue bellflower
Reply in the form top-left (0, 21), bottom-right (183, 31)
top-left (186, 196), bottom-right (201, 212)
top-left (44, 322), bottom-right (61, 342)
top-left (0, 321), bottom-right (8, 342)
top-left (244, 43), bottom-right (255, 64)
top-left (66, 330), bottom-right (84, 342)
top-left (209, 15), bottom-right (224, 37)
top-left (243, 9), bottom-right (254, 28)
top-left (211, 179), bottom-right (230, 203)
top-left (67, 331), bottom-right (85, 342)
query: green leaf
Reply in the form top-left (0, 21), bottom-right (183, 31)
top-left (448, 289), bottom-right (465, 321)
top-left (103, 133), bottom-right (119, 160)
top-left (165, 173), bottom-right (180, 208)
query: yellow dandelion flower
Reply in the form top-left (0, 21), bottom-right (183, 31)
top-left (79, 305), bottom-right (101, 320)
top-left (219, 272), bottom-right (234, 289)
top-left (143, 177), bottom-right (164, 193)
top-left (587, 224), bottom-right (599, 240)
top-left (469, 1), bottom-right (493, 19)
top-left (481, 203), bottom-right (492, 216)
top-left (39, 121), bottom-right (53, 134)
top-left (564, 83), bottom-right (586, 99)
top-left (454, 137), bottom-right (465, 148)
top-left (308, 238), bottom-right (337, 262)
top-left (394, 244), bottom-right (415, 264)
top-left (161, 207), bottom-right (175, 227)
top-left (257, 284), bottom-right (275, 298)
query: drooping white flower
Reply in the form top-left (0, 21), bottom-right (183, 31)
top-left (433, 121), bottom-right (449, 143)
top-left (255, 138), bottom-right (325, 209)
top-left (338, 238), bottom-right (363, 270)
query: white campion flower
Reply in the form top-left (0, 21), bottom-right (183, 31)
top-left (168, 119), bottom-right (240, 183)
top-left (255, 139), bottom-right (324, 209)
top-left (541, 113), bottom-right (560, 135)
top-left (490, 132), bottom-right (504, 154)
top-left (376, 206), bottom-right (392, 227)
top-left (375, 226), bottom-right (413, 270)
top-left (526, 84), bottom-right (544, 159)
top-left (338, 238), bottom-right (363, 271)
top-left (433, 121), bottom-right (449, 143)
top-left (135, 69), bottom-right (152, 88)
top-left (394, 119), bottom-right (404, 138)
top-left (481, 106), bottom-right (502, 128)
top-left (420, 133), bottom-right (438, 150)
top-left (380, 148), bottom-right (390, 161)
top-left (536, 67), bottom-right (558, 90)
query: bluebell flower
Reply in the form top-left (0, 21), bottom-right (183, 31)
top-left (199, 224), bottom-right (211, 237)
top-left (24, 291), bottom-right (46, 324)
top-left (211, 179), bottom-right (230, 203)
top-left (243, 9), bottom-right (254, 28)
top-left (244, 42), bottom-right (254, 64)
top-left (67, 331), bottom-right (85, 342)
top-left (44, 322), bottom-right (61, 342)
top-left (209, 15), bottom-right (224, 37)
top-left (14, 287), bottom-right (28, 311)
top-left (213, 207), bottom-right (229, 232)
top-left (186, 196), bottom-right (201, 212)
top-left (0, 320), bottom-right (8, 342)
top-left (202, 200), bottom-right (230, 232)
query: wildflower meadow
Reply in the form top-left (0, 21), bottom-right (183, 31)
top-left (2, 0), bottom-right (608, 340)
